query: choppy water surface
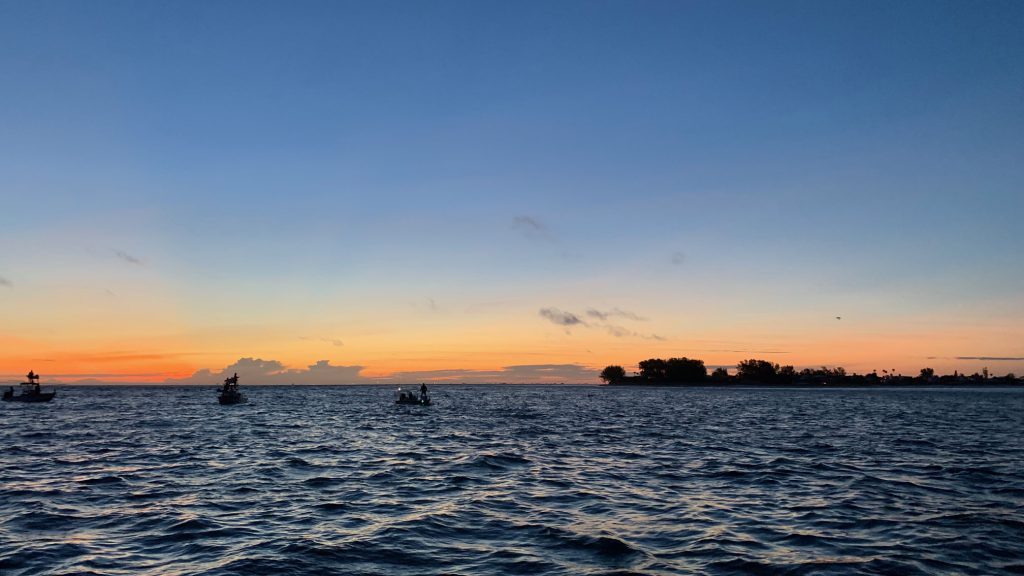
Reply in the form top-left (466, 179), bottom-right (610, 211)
top-left (1, 386), bottom-right (1022, 575)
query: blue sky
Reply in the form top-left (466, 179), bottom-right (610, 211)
top-left (1, 1), bottom-right (1022, 381)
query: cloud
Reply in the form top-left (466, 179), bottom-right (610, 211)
top-left (955, 356), bottom-right (1024, 361)
top-left (113, 249), bottom-right (143, 265)
top-left (513, 215), bottom-right (544, 232)
top-left (166, 358), bottom-right (365, 385)
top-left (539, 308), bottom-right (586, 326)
top-left (0, 276), bottom-right (11, 288)
top-left (163, 358), bottom-right (598, 384)
top-left (541, 306), bottom-right (663, 340)
top-left (65, 351), bottom-right (206, 363)
top-left (604, 324), bottom-right (665, 340)
top-left (298, 336), bottom-right (344, 347)
top-left (586, 308), bottom-right (648, 322)
top-left (700, 349), bottom-right (790, 354)
top-left (512, 215), bottom-right (553, 241)
top-left (386, 364), bottom-right (598, 384)
top-left (671, 251), bottom-right (685, 265)
top-left (605, 325), bottom-right (631, 338)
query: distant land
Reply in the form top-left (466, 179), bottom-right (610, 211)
top-left (601, 358), bottom-right (1023, 387)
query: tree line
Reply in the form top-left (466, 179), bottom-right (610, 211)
top-left (599, 357), bottom-right (1020, 386)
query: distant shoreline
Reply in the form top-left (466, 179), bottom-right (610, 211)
top-left (605, 381), bottom-right (1024, 389)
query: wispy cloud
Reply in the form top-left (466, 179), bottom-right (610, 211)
top-left (0, 276), bottom-right (11, 288)
top-left (391, 364), bottom-right (597, 384)
top-left (299, 336), bottom-right (345, 347)
top-left (955, 356), bottom-right (1024, 361)
top-left (541, 306), bottom-right (662, 340)
top-left (671, 251), bottom-right (686, 265)
top-left (512, 215), bottom-right (553, 241)
top-left (605, 325), bottom-right (631, 338)
top-left (539, 308), bottom-right (587, 326)
top-left (113, 249), bottom-right (143, 265)
top-left (69, 351), bottom-right (205, 363)
top-left (604, 324), bottom-right (665, 340)
top-left (586, 308), bottom-right (647, 322)
top-left (699, 349), bottom-right (790, 354)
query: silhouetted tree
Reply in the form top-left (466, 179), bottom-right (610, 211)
top-left (777, 365), bottom-right (797, 383)
top-left (665, 357), bottom-right (707, 382)
top-left (600, 365), bottom-right (626, 384)
top-left (736, 359), bottom-right (779, 383)
top-left (919, 367), bottom-right (935, 380)
top-left (636, 357), bottom-right (706, 383)
top-left (711, 367), bottom-right (730, 382)
top-left (638, 358), bottom-right (668, 381)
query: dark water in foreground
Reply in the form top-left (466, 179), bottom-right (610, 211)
top-left (1, 386), bottom-right (1022, 575)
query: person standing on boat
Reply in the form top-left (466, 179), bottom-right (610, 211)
top-left (419, 383), bottom-right (428, 401)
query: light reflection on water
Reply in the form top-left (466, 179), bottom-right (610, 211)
top-left (0, 385), bottom-right (1022, 575)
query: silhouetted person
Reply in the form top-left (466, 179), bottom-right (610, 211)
top-left (420, 383), bottom-right (428, 399)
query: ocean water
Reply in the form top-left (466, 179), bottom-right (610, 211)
top-left (1, 385), bottom-right (1022, 575)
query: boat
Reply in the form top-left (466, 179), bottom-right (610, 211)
top-left (395, 385), bottom-right (431, 406)
top-left (218, 372), bottom-right (246, 405)
top-left (2, 371), bottom-right (56, 403)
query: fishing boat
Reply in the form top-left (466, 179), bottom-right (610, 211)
top-left (395, 386), bottom-right (431, 406)
top-left (2, 371), bottom-right (56, 403)
top-left (218, 373), bottom-right (246, 405)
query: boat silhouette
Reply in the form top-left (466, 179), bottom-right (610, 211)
top-left (2, 371), bottom-right (56, 403)
top-left (218, 373), bottom-right (246, 405)
top-left (395, 385), bottom-right (431, 405)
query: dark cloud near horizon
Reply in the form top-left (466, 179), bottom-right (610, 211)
top-left (0, 276), bottom-right (11, 287)
top-left (539, 308), bottom-right (586, 326)
top-left (956, 356), bottom-right (1024, 361)
top-left (113, 249), bottom-right (143, 265)
top-left (163, 358), bottom-right (598, 385)
top-left (166, 357), bottom-right (365, 385)
top-left (701, 349), bottom-right (790, 354)
top-left (382, 363), bottom-right (597, 383)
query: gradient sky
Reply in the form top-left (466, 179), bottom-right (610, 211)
top-left (1, 0), bottom-right (1022, 383)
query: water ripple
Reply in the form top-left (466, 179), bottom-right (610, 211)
top-left (1, 385), bottom-right (1022, 575)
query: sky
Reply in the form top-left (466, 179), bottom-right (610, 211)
top-left (1, 0), bottom-right (1022, 384)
